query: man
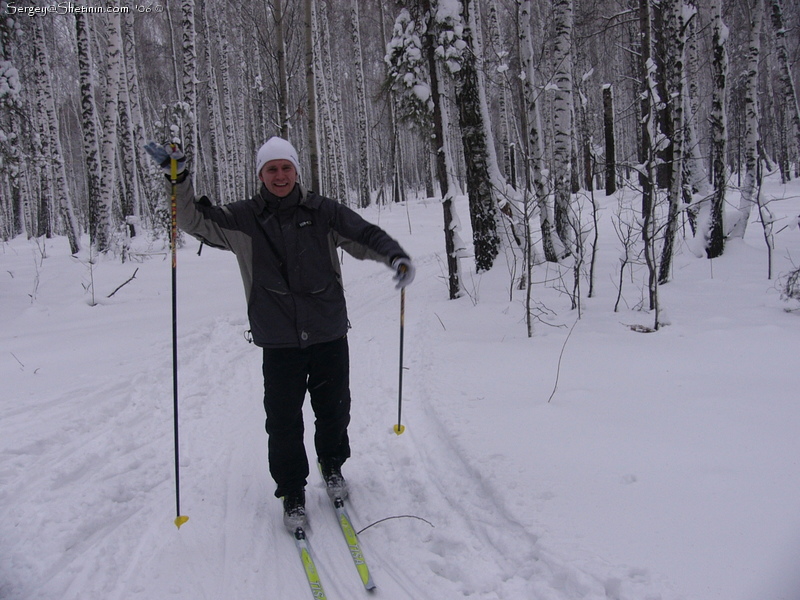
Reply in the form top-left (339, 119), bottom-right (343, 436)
top-left (145, 137), bottom-right (414, 531)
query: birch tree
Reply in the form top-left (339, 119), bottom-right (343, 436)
top-left (551, 0), bottom-right (574, 256)
top-left (214, 8), bottom-right (239, 202)
top-left (707, 0), bottom-right (729, 259)
top-left (658, 0), bottom-right (690, 283)
top-left (122, 9), bottom-right (160, 224)
top-left (95, 12), bottom-right (123, 253)
top-left (683, 0), bottom-right (708, 233)
top-left (769, 0), bottom-right (800, 178)
top-left (202, 0), bottom-right (226, 203)
top-left (486, 0), bottom-right (513, 186)
top-left (442, 0), bottom-right (500, 272)
top-left (305, 0), bottom-right (321, 191)
top-left (31, 16), bottom-right (80, 253)
top-left (0, 3), bottom-right (24, 240)
top-left (602, 84), bottom-right (616, 195)
top-left (386, 2), bottom-right (463, 298)
top-left (518, 0), bottom-right (558, 263)
top-left (351, 0), bottom-right (372, 208)
top-left (274, 0), bottom-right (290, 138)
top-left (729, 0), bottom-right (763, 239)
top-left (181, 0), bottom-right (197, 171)
top-left (639, 0), bottom-right (660, 324)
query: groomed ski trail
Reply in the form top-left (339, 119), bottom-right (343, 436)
top-left (2, 210), bottom-right (686, 599)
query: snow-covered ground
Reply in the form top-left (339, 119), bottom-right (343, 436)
top-left (2, 176), bottom-right (800, 600)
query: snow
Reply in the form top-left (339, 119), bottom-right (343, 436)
top-left (2, 174), bottom-right (800, 600)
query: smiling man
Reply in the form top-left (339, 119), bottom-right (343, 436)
top-left (145, 136), bottom-right (415, 532)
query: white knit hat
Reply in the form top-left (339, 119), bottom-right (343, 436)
top-left (255, 137), bottom-right (300, 178)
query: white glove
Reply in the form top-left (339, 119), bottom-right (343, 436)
top-left (392, 257), bottom-right (415, 290)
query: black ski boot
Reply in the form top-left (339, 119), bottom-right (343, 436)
top-left (282, 489), bottom-right (307, 532)
top-left (320, 459), bottom-right (348, 500)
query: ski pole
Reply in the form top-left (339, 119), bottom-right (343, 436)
top-left (170, 152), bottom-right (189, 529)
top-left (393, 285), bottom-right (406, 435)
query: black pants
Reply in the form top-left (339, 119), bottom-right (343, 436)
top-left (262, 336), bottom-right (351, 498)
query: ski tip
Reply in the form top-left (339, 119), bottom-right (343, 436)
top-left (393, 424), bottom-right (406, 435)
top-left (174, 515), bottom-right (189, 529)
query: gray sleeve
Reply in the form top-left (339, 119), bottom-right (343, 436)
top-left (173, 177), bottom-right (238, 251)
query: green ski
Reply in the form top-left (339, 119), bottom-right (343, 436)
top-left (293, 527), bottom-right (328, 599)
top-left (332, 497), bottom-right (376, 591)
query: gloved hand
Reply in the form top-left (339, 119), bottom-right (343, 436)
top-left (143, 141), bottom-right (186, 177)
top-left (392, 257), bottom-right (415, 290)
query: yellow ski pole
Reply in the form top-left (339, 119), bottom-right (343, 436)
top-left (393, 285), bottom-right (406, 435)
top-left (170, 151), bottom-right (189, 529)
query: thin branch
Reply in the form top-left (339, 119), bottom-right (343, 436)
top-left (106, 268), bottom-right (139, 298)
top-left (357, 514), bottom-right (435, 535)
top-left (547, 318), bottom-right (579, 403)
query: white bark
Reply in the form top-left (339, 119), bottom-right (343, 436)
top-left (351, 0), bottom-right (372, 208)
top-left (729, 0), bottom-right (763, 239)
top-left (518, 0), bottom-right (557, 264)
top-left (33, 17), bottom-right (80, 253)
top-left (180, 0), bottom-right (197, 167)
top-left (96, 13), bottom-right (123, 252)
top-left (551, 0), bottom-right (574, 255)
top-left (707, 0), bottom-right (728, 258)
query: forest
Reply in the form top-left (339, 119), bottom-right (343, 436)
top-left (1, 0), bottom-right (800, 327)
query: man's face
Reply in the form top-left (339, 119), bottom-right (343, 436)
top-left (259, 159), bottom-right (297, 198)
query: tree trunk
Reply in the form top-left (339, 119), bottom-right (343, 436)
top-left (603, 84), bottom-right (616, 195)
top-left (181, 0), bottom-right (197, 173)
top-left (658, 0), bottom-right (686, 284)
top-left (202, 0), bottom-right (225, 203)
top-left (552, 0), bottom-right (574, 256)
top-left (305, 0), bottom-right (321, 191)
top-left (518, 0), bottom-right (558, 262)
top-left (770, 0), bottom-right (800, 172)
top-left (96, 13), bottom-right (123, 253)
top-left (454, 0), bottom-right (500, 273)
top-left (423, 0), bottom-right (461, 299)
top-left (351, 0), bottom-right (372, 208)
top-left (729, 0), bottom-right (763, 239)
top-left (707, 0), bottom-right (728, 259)
top-left (274, 0), bottom-right (290, 138)
top-left (33, 18), bottom-right (80, 253)
top-left (75, 11), bottom-right (102, 246)
top-left (639, 0), bottom-right (659, 322)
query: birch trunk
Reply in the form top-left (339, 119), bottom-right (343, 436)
top-left (202, 0), bottom-right (226, 203)
top-left (96, 13), bottom-right (123, 253)
top-left (122, 9), bottom-right (160, 224)
top-left (305, 0), bottom-right (321, 191)
top-left (423, 0), bottom-right (461, 299)
top-left (729, 0), bottom-right (762, 239)
top-left (518, 0), bottom-right (558, 262)
top-left (181, 0), bottom-right (197, 171)
top-left (75, 11), bottom-right (102, 245)
top-left (639, 0), bottom-right (659, 321)
top-left (455, 0), bottom-right (500, 272)
top-left (351, 0), bottom-right (372, 208)
top-left (551, 0), bottom-right (574, 255)
top-left (37, 23), bottom-right (81, 251)
top-left (602, 84), bottom-right (616, 195)
top-left (707, 0), bottom-right (728, 258)
top-left (658, 0), bottom-right (686, 283)
top-left (274, 0), bottom-right (290, 138)
top-left (214, 9), bottom-right (238, 202)
top-left (769, 0), bottom-right (800, 179)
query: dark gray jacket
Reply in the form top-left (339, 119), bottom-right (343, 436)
top-left (174, 177), bottom-right (408, 348)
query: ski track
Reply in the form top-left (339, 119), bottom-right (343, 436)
top-left (3, 232), bottom-right (686, 600)
top-left (344, 251), bottom-right (682, 599)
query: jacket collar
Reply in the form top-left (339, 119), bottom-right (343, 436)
top-left (256, 183), bottom-right (305, 212)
